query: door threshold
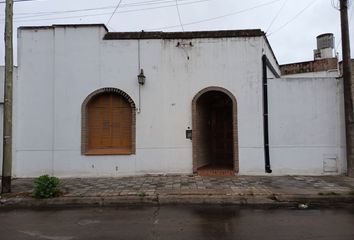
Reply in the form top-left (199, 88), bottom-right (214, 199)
top-left (197, 165), bottom-right (235, 177)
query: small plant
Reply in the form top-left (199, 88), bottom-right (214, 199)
top-left (318, 191), bottom-right (340, 196)
top-left (33, 175), bottom-right (60, 199)
top-left (137, 191), bottom-right (146, 198)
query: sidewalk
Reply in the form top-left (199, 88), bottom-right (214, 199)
top-left (1, 175), bottom-right (354, 208)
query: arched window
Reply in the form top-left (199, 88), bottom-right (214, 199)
top-left (82, 88), bottom-right (136, 155)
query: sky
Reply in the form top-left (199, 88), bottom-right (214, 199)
top-left (0, 0), bottom-right (353, 65)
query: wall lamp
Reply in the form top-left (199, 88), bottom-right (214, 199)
top-left (138, 69), bottom-right (146, 85)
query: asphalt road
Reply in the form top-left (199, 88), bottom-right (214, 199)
top-left (0, 206), bottom-right (354, 240)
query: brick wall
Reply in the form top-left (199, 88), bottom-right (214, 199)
top-left (280, 58), bottom-right (338, 75)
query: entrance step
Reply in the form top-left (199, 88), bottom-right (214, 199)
top-left (197, 166), bottom-right (235, 177)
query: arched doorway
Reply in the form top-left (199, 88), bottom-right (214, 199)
top-left (192, 87), bottom-right (238, 176)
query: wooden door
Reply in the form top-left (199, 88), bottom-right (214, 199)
top-left (86, 93), bottom-right (132, 155)
top-left (210, 100), bottom-right (233, 166)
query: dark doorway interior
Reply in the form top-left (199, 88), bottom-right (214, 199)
top-left (195, 91), bottom-right (234, 175)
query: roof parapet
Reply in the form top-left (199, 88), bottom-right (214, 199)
top-left (104, 29), bottom-right (265, 40)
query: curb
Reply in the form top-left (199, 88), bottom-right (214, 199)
top-left (1, 194), bottom-right (354, 209)
top-left (274, 194), bottom-right (354, 208)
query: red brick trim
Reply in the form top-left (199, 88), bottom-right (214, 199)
top-left (192, 86), bottom-right (239, 174)
top-left (280, 58), bottom-right (338, 75)
top-left (81, 88), bottom-right (136, 155)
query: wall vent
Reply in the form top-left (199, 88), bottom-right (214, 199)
top-left (323, 154), bottom-right (338, 173)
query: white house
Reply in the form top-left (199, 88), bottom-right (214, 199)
top-left (10, 24), bottom-right (346, 177)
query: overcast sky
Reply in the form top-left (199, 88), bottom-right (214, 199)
top-left (0, 0), bottom-right (353, 65)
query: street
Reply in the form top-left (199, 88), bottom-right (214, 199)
top-left (0, 206), bottom-right (354, 240)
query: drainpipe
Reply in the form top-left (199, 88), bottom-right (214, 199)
top-left (262, 55), bottom-right (272, 173)
top-left (262, 55), bottom-right (280, 173)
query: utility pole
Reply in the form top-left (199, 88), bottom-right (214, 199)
top-left (340, 0), bottom-right (354, 177)
top-left (1, 0), bottom-right (13, 193)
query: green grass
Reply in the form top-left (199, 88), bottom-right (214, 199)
top-left (348, 190), bottom-right (354, 196)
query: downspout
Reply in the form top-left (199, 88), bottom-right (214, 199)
top-left (262, 54), bottom-right (280, 173)
top-left (262, 54), bottom-right (281, 173)
top-left (262, 55), bottom-right (272, 173)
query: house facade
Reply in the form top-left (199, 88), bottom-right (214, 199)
top-left (11, 24), bottom-right (346, 177)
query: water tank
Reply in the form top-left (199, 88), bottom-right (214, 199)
top-left (316, 33), bottom-right (334, 50)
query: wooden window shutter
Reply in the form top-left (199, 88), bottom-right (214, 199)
top-left (85, 92), bottom-right (133, 155)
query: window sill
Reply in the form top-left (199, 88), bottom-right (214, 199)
top-left (84, 148), bottom-right (133, 155)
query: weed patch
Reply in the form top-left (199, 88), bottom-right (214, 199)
top-left (33, 175), bottom-right (60, 199)
top-left (318, 191), bottom-right (340, 196)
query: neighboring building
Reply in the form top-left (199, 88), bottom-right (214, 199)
top-left (11, 24), bottom-right (346, 177)
top-left (339, 59), bottom-right (354, 79)
top-left (0, 67), bottom-right (4, 175)
top-left (280, 33), bottom-right (339, 78)
top-left (352, 59), bottom-right (354, 80)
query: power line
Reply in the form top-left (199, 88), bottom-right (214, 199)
top-left (266, 0), bottom-right (288, 33)
top-left (147, 0), bottom-right (282, 30)
top-left (175, 0), bottom-right (185, 31)
top-left (10, 6), bottom-right (115, 18)
top-left (9, 0), bottom-right (168, 16)
top-left (0, 0), bottom-right (40, 3)
top-left (267, 0), bottom-right (319, 36)
top-left (6, 0), bottom-right (204, 17)
top-left (106, 0), bottom-right (124, 26)
top-left (119, 0), bottom-right (194, 8)
top-left (2, 0), bottom-right (211, 22)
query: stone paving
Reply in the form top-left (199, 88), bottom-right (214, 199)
top-left (7, 175), bottom-right (354, 199)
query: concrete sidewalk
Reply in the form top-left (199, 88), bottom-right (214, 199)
top-left (1, 175), bottom-right (354, 208)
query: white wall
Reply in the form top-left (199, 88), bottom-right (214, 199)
top-left (268, 77), bottom-right (346, 175)
top-left (15, 25), bottom-right (346, 177)
top-left (15, 25), bottom-right (268, 177)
